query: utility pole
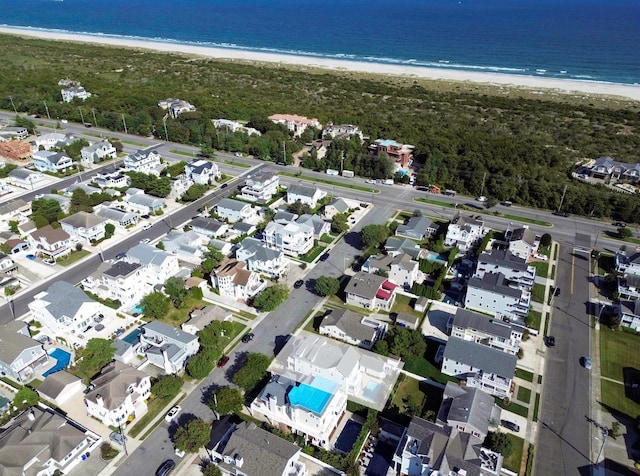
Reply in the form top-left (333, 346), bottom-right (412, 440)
top-left (122, 114), bottom-right (128, 134)
top-left (283, 141), bottom-right (286, 164)
top-left (78, 107), bottom-right (85, 125)
top-left (8, 96), bottom-right (17, 115)
top-left (479, 172), bottom-right (487, 197)
top-left (163, 116), bottom-right (169, 142)
top-left (91, 108), bottom-right (97, 127)
top-left (558, 184), bottom-right (567, 213)
top-left (43, 101), bottom-right (51, 120)
top-left (340, 151), bottom-right (344, 174)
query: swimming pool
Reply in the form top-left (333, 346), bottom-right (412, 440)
top-left (122, 328), bottom-right (141, 344)
top-left (43, 348), bottom-right (71, 377)
top-left (334, 419), bottom-right (362, 454)
top-left (289, 383), bottom-right (332, 415)
top-left (130, 304), bottom-right (145, 315)
top-left (0, 395), bottom-right (9, 411)
top-left (427, 252), bottom-right (448, 263)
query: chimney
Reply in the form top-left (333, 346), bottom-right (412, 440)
top-left (234, 454), bottom-right (244, 468)
top-left (27, 410), bottom-right (36, 421)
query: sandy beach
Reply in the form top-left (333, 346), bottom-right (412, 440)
top-left (2, 26), bottom-right (639, 102)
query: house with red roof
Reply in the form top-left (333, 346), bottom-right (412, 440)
top-left (344, 272), bottom-right (397, 312)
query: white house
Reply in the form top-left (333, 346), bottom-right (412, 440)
top-left (250, 374), bottom-right (347, 450)
top-left (38, 371), bottom-right (84, 406)
top-left (60, 211), bottom-right (108, 243)
top-left (94, 205), bottom-right (138, 228)
top-left (444, 213), bottom-right (487, 252)
top-left (123, 147), bottom-right (162, 175)
top-left (268, 114), bottom-right (321, 137)
top-left (344, 272), bottom-right (398, 312)
top-left (322, 197), bottom-right (350, 220)
top-left (7, 168), bottom-right (44, 188)
top-left (189, 217), bottom-right (228, 238)
top-left (212, 118), bottom-right (261, 136)
top-left (158, 98), bottom-right (196, 118)
top-left (263, 221), bottom-right (314, 257)
top-left (395, 215), bottom-right (438, 241)
top-left (27, 225), bottom-right (72, 260)
top-left (125, 243), bottom-right (180, 284)
top-left (361, 253), bottom-right (420, 289)
top-left (61, 85), bottom-right (91, 102)
top-left (31, 150), bottom-right (74, 174)
top-left (238, 170), bottom-right (279, 202)
top-left (0, 321), bottom-right (48, 383)
top-left (215, 198), bottom-right (254, 223)
top-left (441, 337), bottom-right (516, 399)
top-left (322, 123), bottom-right (364, 142)
top-left (123, 188), bottom-right (165, 214)
top-left (508, 227), bottom-right (541, 260)
top-left (93, 171), bottom-right (129, 189)
top-left (0, 199), bottom-right (31, 227)
top-left (464, 272), bottom-right (530, 322)
top-left (319, 309), bottom-right (387, 350)
top-left (29, 281), bottom-right (107, 334)
top-left (236, 237), bottom-right (288, 279)
top-left (81, 140), bottom-right (116, 164)
top-left (139, 321), bottom-right (200, 374)
top-left (286, 183), bottom-right (326, 208)
top-left (185, 158), bottom-right (219, 184)
top-left (212, 258), bottom-right (266, 301)
top-left (449, 308), bottom-right (523, 355)
top-left (82, 260), bottom-right (147, 307)
top-left (34, 132), bottom-right (75, 151)
top-left (161, 230), bottom-right (206, 260)
top-left (296, 214), bottom-right (331, 239)
top-left (84, 361), bottom-right (150, 427)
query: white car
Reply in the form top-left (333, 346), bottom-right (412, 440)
top-left (139, 238), bottom-right (151, 244)
top-left (174, 447), bottom-right (186, 458)
top-left (476, 196), bottom-right (487, 202)
top-left (142, 222), bottom-right (153, 230)
top-left (165, 405), bottom-right (181, 423)
top-left (43, 258), bottom-right (56, 266)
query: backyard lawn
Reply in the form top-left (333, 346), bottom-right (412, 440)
top-left (392, 294), bottom-right (423, 320)
top-left (531, 283), bottom-right (546, 303)
top-left (599, 326), bottom-right (640, 382)
top-left (502, 434), bottom-right (525, 473)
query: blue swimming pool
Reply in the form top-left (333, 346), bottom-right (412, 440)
top-left (122, 328), bottom-right (141, 344)
top-left (43, 348), bottom-right (71, 377)
top-left (427, 252), bottom-right (448, 263)
top-left (289, 383), bottom-right (332, 415)
top-left (130, 304), bottom-right (145, 315)
top-left (334, 419), bottom-right (362, 454)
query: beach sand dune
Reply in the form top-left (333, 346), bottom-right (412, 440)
top-left (1, 26), bottom-right (639, 102)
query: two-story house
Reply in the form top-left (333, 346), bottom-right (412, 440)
top-left (212, 258), bottom-right (266, 301)
top-left (93, 171), bottom-right (129, 189)
top-left (60, 211), bottom-right (108, 243)
top-left (615, 251), bottom-right (640, 300)
top-left (123, 147), bottom-right (162, 175)
top-left (475, 250), bottom-right (536, 290)
top-left (61, 84), bottom-right (91, 102)
top-left (238, 171), bottom-right (279, 202)
top-left (449, 308), bottom-right (523, 355)
top-left (139, 321), bottom-right (200, 374)
top-left (188, 217), bottom-right (228, 238)
top-left (81, 140), bottom-right (116, 164)
top-left (250, 374), bottom-right (347, 450)
top-left (125, 243), bottom-right (180, 284)
top-left (319, 309), bottom-right (387, 350)
top-left (296, 214), bottom-right (331, 240)
top-left (441, 336), bottom-right (517, 399)
top-left (212, 119), bottom-right (262, 136)
top-left (0, 252), bottom-right (18, 276)
top-left (444, 213), bottom-right (487, 252)
top-left (27, 225), bottom-right (72, 259)
top-left (0, 321), bottom-right (48, 383)
top-left (344, 272), bottom-right (397, 312)
top-left (31, 150), bottom-right (74, 174)
top-left (34, 132), bottom-right (75, 151)
top-left (464, 272), bottom-right (530, 322)
top-left (286, 183), bottom-right (326, 208)
top-left (263, 220), bottom-right (314, 257)
top-left (395, 215), bottom-right (437, 241)
top-left (185, 158), bottom-right (219, 185)
top-left (84, 361), bottom-right (150, 427)
top-left (508, 227), bottom-right (541, 260)
top-left (236, 237), bottom-right (288, 278)
top-left (215, 198), bottom-right (254, 223)
top-left (384, 236), bottom-right (426, 260)
top-left (0, 199), bottom-right (31, 228)
top-left (158, 98), bottom-right (196, 118)
top-left (322, 123), bottom-right (364, 142)
top-left (82, 260), bottom-right (147, 307)
top-left (268, 114), bottom-right (321, 137)
top-left (361, 253), bottom-right (420, 289)
top-left (369, 139), bottom-right (414, 169)
top-left (7, 168), bottom-right (44, 188)
top-left (123, 188), bottom-right (165, 215)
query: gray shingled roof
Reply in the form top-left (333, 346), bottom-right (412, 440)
top-left (104, 261), bottom-right (141, 278)
top-left (143, 321), bottom-right (197, 345)
top-left (41, 281), bottom-right (94, 320)
top-left (344, 272), bottom-right (387, 300)
top-left (509, 227), bottom-right (538, 246)
top-left (38, 370), bottom-right (80, 400)
top-left (189, 217), bottom-right (226, 233)
top-left (127, 243), bottom-right (173, 267)
top-left (467, 272), bottom-right (521, 298)
top-left (444, 337), bottom-right (517, 378)
top-left (477, 250), bottom-right (529, 272)
top-left (238, 237), bottom-right (282, 262)
top-left (255, 374), bottom-right (296, 407)
top-left (60, 211), bottom-right (107, 229)
top-left (217, 197), bottom-right (249, 212)
top-left (287, 183), bottom-right (319, 198)
top-left (0, 321), bottom-right (42, 364)
top-left (327, 197), bottom-right (349, 214)
top-left (452, 309), bottom-right (515, 340)
top-left (320, 309), bottom-right (377, 342)
top-left (441, 381), bottom-right (497, 435)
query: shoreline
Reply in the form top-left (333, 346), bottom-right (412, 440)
top-left (2, 26), bottom-right (639, 102)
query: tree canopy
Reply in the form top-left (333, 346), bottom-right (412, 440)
top-left (361, 224), bottom-right (391, 249)
top-left (251, 285), bottom-right (289, 312)
top-left (173, 418), bottom-right (210, 453)
top-left (141, 292), bottom-right (170, 319)
top-left (484, 431), bottom-right (513, 458)
top-left (314, 276), bottom-right (340, 297)
top-left (151, 374), bottom-right (184, 399)
top-left (232, 353), bottom-right (271, 391)
top-left (208, 386), bottom-right (244, 416)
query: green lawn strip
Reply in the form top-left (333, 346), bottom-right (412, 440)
top-left (129, 392), bottom-right (184, 438)
top-left (496, 399), bottom-right (529, 418)
top-left (529, 261), bottom-right (549, 279)
top-left (526, 310), bottom-right (542, 331)
top-left (138, 393), bottom-right (188, 441)
top-left (391, 375), bottom-right (426, 414)
top-left (296, 308), bottom-right (320, 334)
top-left (551, 264), bottom-right (556, 279)
top-left (543, 312), bottom-right (550, 336)
top-left (279, 172), bottom-right (377, 192)
top-left (56, 250), bottom-right (90, 267)
top-left (120, 138), bottom-right (147, 147)
top-left (517, 386), bottom-right (532, 404)
top-left (600, 325), bottom-right (640, 381)
top-left (320, 234), bottom-right (334, 244)
top-left (502, 434), bottom-right (525, 474)
top-left (531, 283), bottom-right (546, 303)
top-left (169, 148), bottom-right (196, 157)
top-left (415, 197), bottom-right (456, 208)
top-left (0, 376), bottom-right (20, 389)
top-left (601, 379), bottom-right (640, 419)
top-left (223, 160), bottom-right (252, 168)
top-left (404, 357), bottom-right (459, 386)
top-left (525, 445), bottom-right (535, 476)
top-left (498, 213), bottom-right (551, 227)
top-left (391, 294), bottom-right (423, 320)
top-left (299, 244), bottom-right (326, 263)
top-left (515, 368), bottom-right (534, 383)
top-left (532, 393), bottom-right (541, 422)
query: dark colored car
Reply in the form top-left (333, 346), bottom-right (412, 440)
top-left (320, 253), bottom-right (330, 261)
top-left (554, 287), bottom-right (561, 297)
top-left (155, 459), bottom-right (176, 476)
top-left (501, 420), bottom-right (520, 432)
top-left (294, 279), bottom-right (304, 289)
top-left (553, 211), bottom-right (569, 217)
top-left (141, 214), bottom-right (150, 219)
top-left (217, 355), bottom-right (230, 368)
top-left (613, 222), bottom-right (626, 227)
top-left (582, 356), bottom-right (592, 370)
top-left (545, 335), bottom-right (556, 347)
top-left (221, 183), bottom-right (228, 188)
top-left (241, 333), bottom-right (254, 343)
top-left (115, 252), bottom-right (127, 260)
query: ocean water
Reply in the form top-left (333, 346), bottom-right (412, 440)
top-left (1, 0), bottom-right (639, 85)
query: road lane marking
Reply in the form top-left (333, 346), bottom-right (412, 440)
top-left (571, 252), bottom-right (575, 294)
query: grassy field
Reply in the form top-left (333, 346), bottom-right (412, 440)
top-left (279, 172), bottom-right (377, 193)
top-left (600, 326), bottom-right (640, 418)
top-left (517, 386), bottom-right (532, 404)
top-left (502, 434), bottom-right (525, 474)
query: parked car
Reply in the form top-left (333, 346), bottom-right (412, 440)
top-left (139, 238), bottom-right (151, 244)
top-left (115, 252), bottom-right (127, 259)
top-left (83, 383), bottom-right (96, 394)
top-left (501, 420), bottom-right (520, 432)
top-left (613, 222), bottom-right (626, 227)
top-left (43, 258), bottom-right (56, 266)
top-left (545, 335), bottom-right (556, 347)
top-left (582, 356), bottom-right (592, 370)
top-left (109, 431), bottom-right (127, 445)
top-left (155, 459), bottom-right (176, 476)
top-left (142, 222), bottom-right (153, 230)
top-left (217, 355), bottom-right (230, 368)
top-left (241, 333), bottom-right (254, 343)
top-left (554, 287), bottom-right (561, 297)
top-left (164, 405), bottom-right (181, 423)
top-left (141, 214), bottom-right (150, 219)
top-left (553, 211), bottom-right (570, 217)
top-left (320, 253), bottom-right (330, 261)
top-left (476, 196), bottom-right (487, 202)
top-left (221, 183), bottom-right (228, 189)
top-left (294, 279), bottom-right (304, 289)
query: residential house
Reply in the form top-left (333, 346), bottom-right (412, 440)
top-left (182, 306), bottom-right (232, 335)
top-left (123, 147), bottom-right (162, 175)
top-left (61, 84), bottom-right (91, 102)
top-left (444, 213), bottom-right (487, 252)
top-left (212, 119), bottom-right (261, 136)
top-left (7, 168), bottom-right (44, 187)
top-left (306, 139), bottom-right (332, 160)
top-left (207, 420), bottom-right (307, 476)
top-left (232, 221), bottom-right (256, 237)
top-left (238, 170), bottom-right (279, 202)
top-left (0, 252), bottom-right (18, 276)
top-left (344, 272), bottom-right (397, 312)
top-left (212, 258), bottom-right (266, 301)
top-left (27, 225), bottom-right (72, 260)
top-left (0, 407), bottom-right (101, 476)
top-left (395, 313), bottom-right (420, 330)
top-left (392, 416), bottom-right (502, 476)
top-left (162, 230), bottom-right (206, 259)
top-left (272, 332), bottom-right (403, 410)
top-left (442, 336), bottom-right (517, 399)
top-left (319, 309), bottom-right (387, 350)
top-left (449, 308), bottom-right (523, 355)
top-left (81, 260), bottom-right (146, 307)
top-left (189, 217), bottom-right (228, 238)
top-left (268, 113), bottom-right (321, 137)
top-left (369, 139), bottom-right (414, 169)
top-left (236, 237), bottom-right (288, 278)
top-left (361, 253), bottom-right (420, 289)
top-left (123, 188), bottom-right (165, 214)
top-left (125, 243), bottom-right (180, 284)
top-left (619, 300), bottom-right (640, 331)
top-left (93, 171), bottom-right (129, 189)
top-left (322, 197), bottom-right (350, 220)
top-left (81, 140), bottom-right (116, 164)
top-left (395, 215), bottom-right (437, 240)
top-left (0, 140), bottom-right (32, 161)
top-left (29, 281), bottom-right (107, 334)
top-left (215, 198), bottom-right (254, 223)
top-left (185, 158), bottom-right (219, 185)
top-left (589, 156), bottom-right (640, 183)
top-left (273, 210), bottom-right (298, 224)
top-left (0, 199), bottom-right (31, 228)
top-left (35, 193), bottom-right (71, 213)
top-left (95, 205), bottom-right (138, 227)
top-left (464, 272), bottom-right (530, 322)
top-left (615, 251), bottom-right (640, 300)
top-left (38, 370), bottom-right (84, 406)
top-left (263, 220), bottom-right (314, 257)
top-left (158, 98), bottom-right (196, 118)
top-left (31, 150), bottom-right (74, 174)
top-left (209, 238), bottom-right (233, 256)
top-left (0, 126), bottom-right (29, 140)
top-left (65, 183), bottom-right (116, 200)
top-left (296, 214), bottom-right (330, 239)
top-left (4, 238), bottom-right (29, 254)
top-left (250, 374), bottom-right (347, 450)
top-left (508, 227), bottom-right (541, 260)
top-left (286, 183), bottom-right (326, 208)
top-left (34, 132), bottom-right (76, 151)
top-left (322, 123), bottom-right (364, 142)
top-left (475, 250), bottom-right (536, 289)
top-left (0, 321), bottom-right (48, 383)
top-left (60, 211), bottom-right (108, 243)
top-left (139, 321), bottom-right (200, 374)
top-left (437, 382), bottom-right (502, 441)
top-left (84, 361), bottom-right (150, 427)
top-left (384, 236), bottom-right (426, 260)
